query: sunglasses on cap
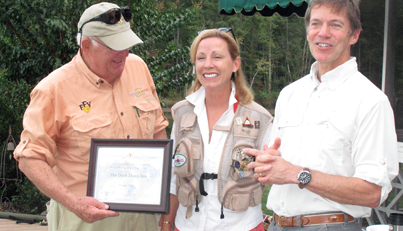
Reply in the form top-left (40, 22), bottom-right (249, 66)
top-left (198, 28), bottom-right (236, 42)
top-left (79, 7), bottom-right (132, 33)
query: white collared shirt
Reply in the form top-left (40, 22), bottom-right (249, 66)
top-left (170, 82), bottom-right (272, 231)
top-left (267, 57), bottom-right (399, 218)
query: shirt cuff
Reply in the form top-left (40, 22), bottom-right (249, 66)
top-left (354, 162), bottom-right (392, 205)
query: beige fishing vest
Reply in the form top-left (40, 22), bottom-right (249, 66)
top-left (171, 100), bottom-right (273, 219)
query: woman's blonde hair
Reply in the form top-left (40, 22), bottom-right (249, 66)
top-left (188, 29), bottom-right (254, 105)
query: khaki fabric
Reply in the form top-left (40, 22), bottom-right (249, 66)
top-left (47, 200), bottom-right (161, 231)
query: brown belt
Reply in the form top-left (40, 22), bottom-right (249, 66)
top-left (274, 213), bottom-right (356, 227)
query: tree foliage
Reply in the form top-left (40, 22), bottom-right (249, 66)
top-left (0, 0), bottom-right (197, 91)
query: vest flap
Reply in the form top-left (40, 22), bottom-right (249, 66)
top-left (180, 112), bottom-right (197, 130)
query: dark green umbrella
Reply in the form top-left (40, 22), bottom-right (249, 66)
top-left (219, 0), bottom-right (309, 17)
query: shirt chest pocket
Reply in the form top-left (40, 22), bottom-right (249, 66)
top-left (277, 114), bottom-right (303, 141)
top-left (308, 110), bottom-right (351, 150)
top-left (71, 114), bottom-right (112, 159)
top-left (133, 100), bottom-right (160, 138)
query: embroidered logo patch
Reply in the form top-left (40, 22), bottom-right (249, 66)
top-left (174, 154), bottom-right (187, 167)
top-left (130, 88), bottom-right (150, 97)
top-left (79, 101), bottom-right (91, 113)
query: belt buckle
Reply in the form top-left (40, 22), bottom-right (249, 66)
top-left (278, 215), bottom-right (288, 227)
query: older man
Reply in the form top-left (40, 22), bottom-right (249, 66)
top-left (14, 2), bottom-right (168, 231)
top-left (245, 0), bottom-right (399, 230)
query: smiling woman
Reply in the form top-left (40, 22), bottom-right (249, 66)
top-left (194, 36), bottom-right (239, 97)
top-left (160, 28), bottom-right (274, 231)
top-left (188, 28), bottom-right (253, 105)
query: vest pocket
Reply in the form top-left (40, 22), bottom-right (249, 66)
top-left (176, 177), bottom-right (198, 207)
top-left (252, 184), bottom-right (263, 206)
top-left (173, 137), bottom-right (201, 178)
top-left (222, 180), bottom-right (263, 212)
top-left (229, 140), bottom-right (255, 181)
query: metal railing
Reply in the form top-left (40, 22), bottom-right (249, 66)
top-left (366, 130), bottom-right (403, 225)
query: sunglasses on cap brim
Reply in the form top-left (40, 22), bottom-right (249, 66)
top-left (79, 7), bottom-right (132, 33)
top-left (198, 28), bottom-right (237, 42)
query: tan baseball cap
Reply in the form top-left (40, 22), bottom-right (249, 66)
top-left (77, 2), bottom-right (143, 51)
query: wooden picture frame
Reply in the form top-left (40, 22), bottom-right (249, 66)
top-left (87, 139), bottom-right (173, 213)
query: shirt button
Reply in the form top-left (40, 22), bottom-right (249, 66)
top-left (120, 112), bottom-right (124, 116)
top-left (23, 140), bottom-right (26, 144)
top-left (100, 80), bottom-right (104, 83)
top-left (127, 135), bottom-right (130, 139)
top-left (281, 202), bottom-right (284, 207)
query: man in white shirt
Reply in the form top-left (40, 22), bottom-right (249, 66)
top-left (244, 0), bottom-right (399, 230)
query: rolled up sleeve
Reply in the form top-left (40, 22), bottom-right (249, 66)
top-left (353, 100), bottom-right (399, 205)
top-left (14, 89), bottom-right (59, 167)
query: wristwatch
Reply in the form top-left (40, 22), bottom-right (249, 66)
top-left (297, 167), bottom-right (311, 189)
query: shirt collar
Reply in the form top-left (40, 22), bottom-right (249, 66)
top-left (75, 51), bottom-right (109, 88)
top-left (309, 57), bottom-right (358, 91)
top-left (186, 81), bottom-right (237, 115)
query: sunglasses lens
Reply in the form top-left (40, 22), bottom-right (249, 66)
top-left (106, 9), bottom-right (121, 24)
top-left (122, 8), bottom-right (132, 21)
top-left (218, 28), bottom-right (230, 33)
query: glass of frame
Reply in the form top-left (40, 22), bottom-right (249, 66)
top-left (87, 138), bottom-right (173, 213)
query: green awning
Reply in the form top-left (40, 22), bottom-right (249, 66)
top-left (219, 0), bottom-right (309, 17)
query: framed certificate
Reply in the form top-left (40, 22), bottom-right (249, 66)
top-left (87, 139), bottom-right (173, 213)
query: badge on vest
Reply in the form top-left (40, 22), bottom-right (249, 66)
top-left (243, 117), bottom-right (253, 128)
top-left (255, 121), bottom-right (260, 129)
top-left (174, 154), bottom-right (187, 167)
top-left (238, 171), bottom-right (245, 178)
top-left (231, 147), bottom-right (256, 179)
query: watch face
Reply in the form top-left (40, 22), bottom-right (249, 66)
top-left (299, 171), bottom-right (311, 184)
